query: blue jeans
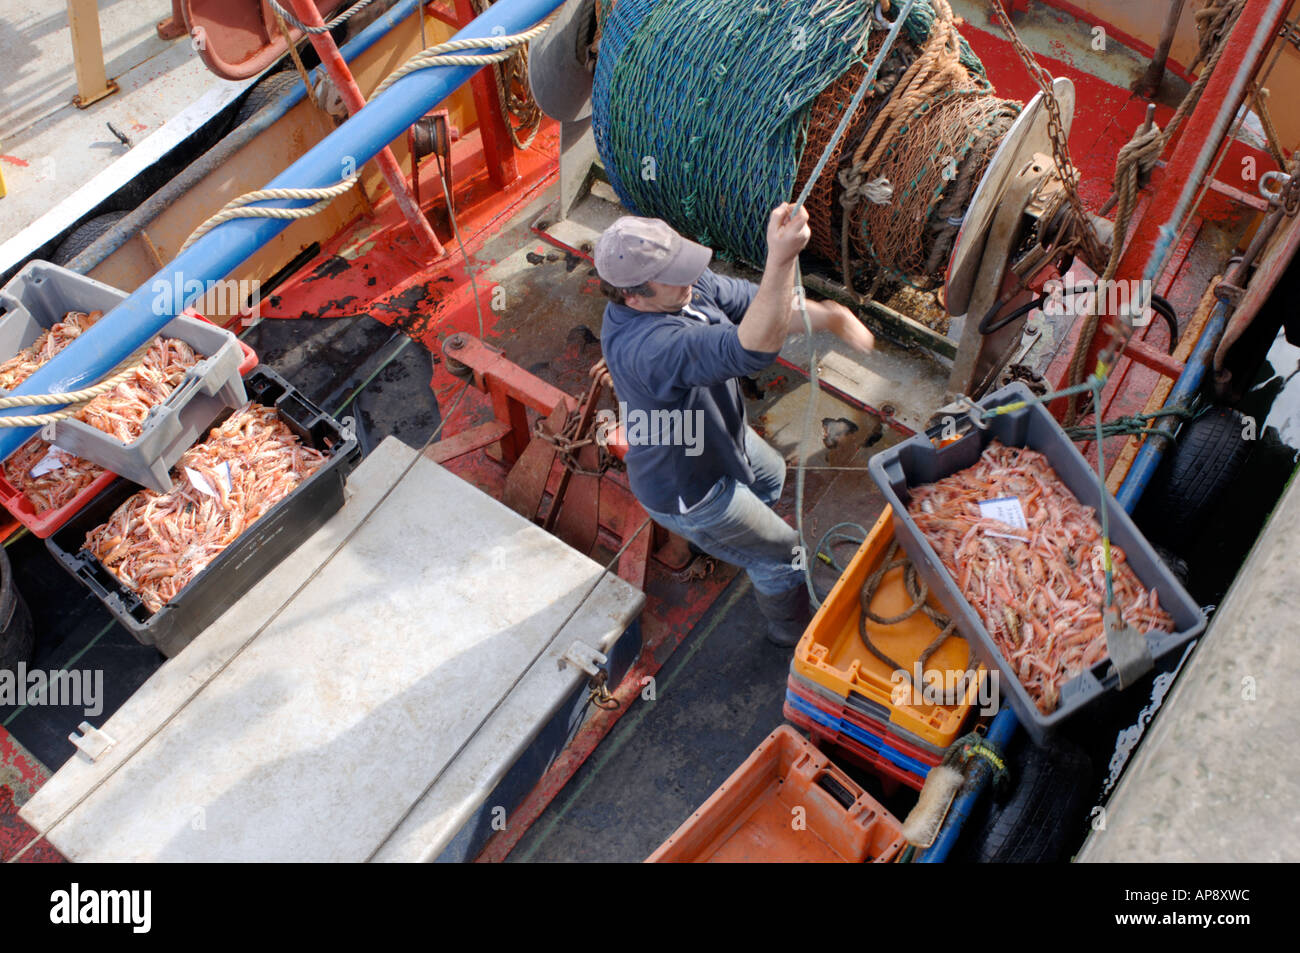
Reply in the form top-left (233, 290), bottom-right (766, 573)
top-left (642, 427), bottom-right (802, 596)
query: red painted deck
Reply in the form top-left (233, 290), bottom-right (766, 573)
top-left (0, 727), bottom-right (63, 862)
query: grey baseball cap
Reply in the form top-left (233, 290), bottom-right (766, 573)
top-left (594, 217), bottom-right (713, 288)
top-left (528, 0), bottom-right (598, 122)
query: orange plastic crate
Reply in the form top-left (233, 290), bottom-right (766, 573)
top-left (793, 507), bottom-right (982, 749)
top-left (646, 726), bottom-right (905, 863)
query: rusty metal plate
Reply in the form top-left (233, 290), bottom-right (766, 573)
top-left (502, 403), bottom-right (566, 520)
top-left (551, 445), bottom-right (601, 556)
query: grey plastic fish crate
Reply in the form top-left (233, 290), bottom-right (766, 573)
top-left (47, 366), bottom-right (361, 658)
top-left (867, 381), bottom-right (1206, 744)
top-left (0, 260), bottom-right (249, 493)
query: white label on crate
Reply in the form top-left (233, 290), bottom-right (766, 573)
top-left (979, 496), bottom-right (1028, 537)
top-left (186, 467), bottom-right (218, 498)
top-left (216, 461), bottom-right (233, 494)
top-left (29, 445), bottom-right (70, 478)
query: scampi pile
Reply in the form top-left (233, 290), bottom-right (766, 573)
top-left (0, 310), bottom-right (100, 391)
top-left (3, 441), bottom-right (105, 514)
top-left (1, 318), bottom-right (202, 514)
top-left (85, 404), bottom-right (327, 613)
top-left (908, 441), bottom-right (1173, 714)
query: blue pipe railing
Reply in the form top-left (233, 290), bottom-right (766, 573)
top-left (916, 708), bottom-right (1019, 863)
top-left (0, 0), bottom-right (566, 460)
top-left (1115, 298), bottom-right (1230, 513)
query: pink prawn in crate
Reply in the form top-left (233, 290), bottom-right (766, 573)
top-left (3, 335), bottom-right (204, 513)
top-left (84, 404), bottom-right (327, 614)
top-left (908, 441), bottom-right (1173, 714)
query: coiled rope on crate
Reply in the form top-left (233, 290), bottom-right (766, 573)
top-left (178, 17), bottom-right (555, 252)
top-left (858, 540), bottom-right (975, 682)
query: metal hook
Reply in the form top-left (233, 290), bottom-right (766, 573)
top-left (955, 395), bottom-right (989, 430)
top-left (1259, 170), bottom-right (1291, 205)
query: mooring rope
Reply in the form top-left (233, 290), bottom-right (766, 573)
top-left (266, 0), bottom-right (380, 36)
top-left (1061, 0), bottom-right (1245, 424)
top-left (0, 341), bottom-right (155, 429)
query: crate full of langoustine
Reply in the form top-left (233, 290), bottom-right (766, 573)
top-left (0, 317), bottom-right (257, 538)
top-left (47, 367), bottom-right (360, 657)
top-left (867, 381), bottom-right (1205, 744)
top-left (0, 261), bottom-right (253, 501)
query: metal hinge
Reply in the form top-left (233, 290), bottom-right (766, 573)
top-left (69, 722), bottom-right (116, 763)
top-left (560, 641), bottom-right (607, 677)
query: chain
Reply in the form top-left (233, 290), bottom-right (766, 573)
top-left (1284, 167), bottom-right (1300, 217)
top-left (470, 0), bottom-right (544, 149)
top-left (1281, 17), bottom-right (1300, 53)
top-left (587, 671), bottom-right (620, 710)
top-left (985, 0), bottom-right (1107, 269)
top-left (532, 409), bottom-right (616, 477)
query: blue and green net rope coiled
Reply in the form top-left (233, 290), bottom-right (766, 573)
top-left (592, 0), bottom-right (1011, 282)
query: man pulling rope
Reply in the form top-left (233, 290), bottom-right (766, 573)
top-left (592, 210), bottom-right (874, 646)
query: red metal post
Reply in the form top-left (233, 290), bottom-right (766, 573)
top-left (453, 0), bottom-right (520, 189)
top-left (1050, 0), bottom-right (1290, 416)
top-left (1118, 338), bottom-right (1184, 379)
top-left (288, 0), bottom-right (446, 256)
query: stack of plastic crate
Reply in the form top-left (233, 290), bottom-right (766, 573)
top-left (786, 510), bottom-right (984, 791)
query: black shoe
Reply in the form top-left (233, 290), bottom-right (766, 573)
top-left (753, 584), bottom-right (812, 648)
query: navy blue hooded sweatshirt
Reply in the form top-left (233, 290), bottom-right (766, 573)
top-left (600, 269), bottom-right (778, 513)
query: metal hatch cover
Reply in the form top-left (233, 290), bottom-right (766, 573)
top-left (20, 438), bottom-right (645, 862)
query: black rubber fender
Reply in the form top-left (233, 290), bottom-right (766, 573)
top-left (0, 547), bottom-right (35, 672)
top-left (1139, 406), bottom-right (1253, 548)
top-left (51, 211), bottom-right (128, 267)
top-left (233, 69), bottom-right (306, 127)
top-left (951, 733), bottom-right (1094, 863)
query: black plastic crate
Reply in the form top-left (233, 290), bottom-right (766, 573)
top-left (867, 381), bottom-right (1206, 744)
top-left (47, 367), bottom-right (361, 658)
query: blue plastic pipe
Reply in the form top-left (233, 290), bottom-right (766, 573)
top-left (1114, 298), bottom-right (1230, 513)
top-left (0, 0), bottom-right (566, 460)
top-left (916, 708), bottom-right (1019, 863)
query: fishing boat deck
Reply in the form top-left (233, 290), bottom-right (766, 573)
top-left (2, 0), bottom-right (1298, 863)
